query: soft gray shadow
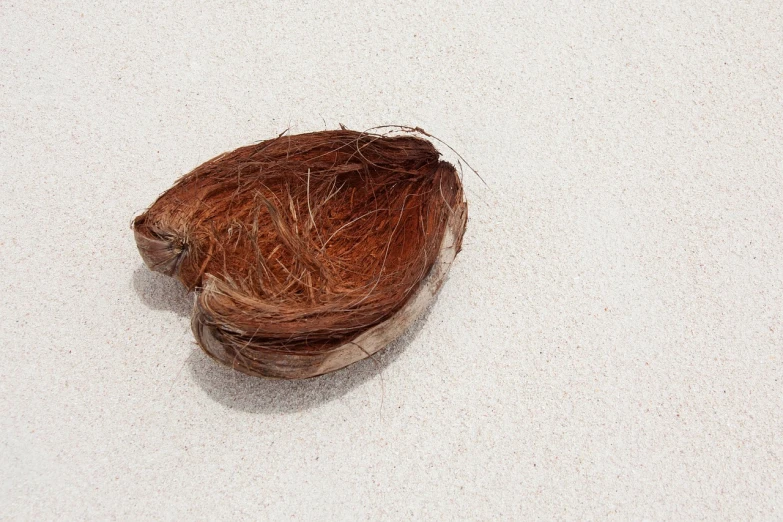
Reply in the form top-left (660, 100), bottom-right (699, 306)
top-left (187, 294), bottom-right (440, 414)
top-left (132, 265), bottom-right (193, 317)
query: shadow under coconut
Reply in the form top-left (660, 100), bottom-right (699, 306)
top-left (132, 263), bottom-right (445, 414)
top-left (187, 294), bottom-right (440, 414)
top-left (132, 265), bottom-right (193, 318)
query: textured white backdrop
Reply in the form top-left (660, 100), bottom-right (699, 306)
top-left (2, 1), bottom-right (782, 519)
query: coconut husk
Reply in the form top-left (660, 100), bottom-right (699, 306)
top-left (132, 128), bottom-right (467, 379)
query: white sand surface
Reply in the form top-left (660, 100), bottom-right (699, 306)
top-left (2, 1), bottom-right (782, 519)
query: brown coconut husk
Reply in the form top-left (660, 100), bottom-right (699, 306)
top-left (132, 128), bottom-right (467, 379)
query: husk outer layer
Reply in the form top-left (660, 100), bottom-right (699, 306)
top-left (133, 129), bottom-right (467, 379)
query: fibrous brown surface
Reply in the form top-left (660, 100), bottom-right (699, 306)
top-left (133, 128), bottom-right (466, 379)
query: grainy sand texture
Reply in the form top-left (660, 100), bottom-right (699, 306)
top-left (1, 1), bottom-right (781, 519)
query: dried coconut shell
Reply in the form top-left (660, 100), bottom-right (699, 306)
top-left (132, 128), bottom-right (467, 379)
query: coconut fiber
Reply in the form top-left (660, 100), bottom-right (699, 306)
top-left (132, 128), bottom-right (467, 379)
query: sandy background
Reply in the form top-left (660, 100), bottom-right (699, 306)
top-left (2, 1), bottom-right (782, 519)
